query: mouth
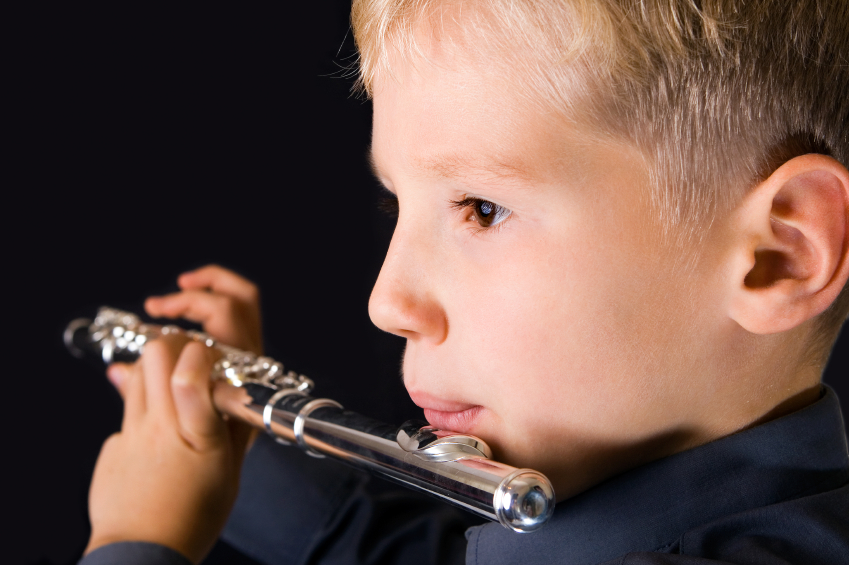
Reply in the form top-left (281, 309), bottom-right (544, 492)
top-left (407, 391), bottom-right (484, 434)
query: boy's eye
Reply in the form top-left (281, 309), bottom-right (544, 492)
top-left (379, 193), bottom-right (511, 230)
top-left (452, 197), bottom-right (512, 229)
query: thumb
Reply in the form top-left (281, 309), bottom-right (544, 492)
top-left (171, 342), bottom-right (224, 451)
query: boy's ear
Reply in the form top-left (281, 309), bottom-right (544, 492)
top-left (728, 154), bottom-right (849, 334)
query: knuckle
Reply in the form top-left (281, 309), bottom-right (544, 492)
top-left (102, 433), bottom-right (123, 451)
top-left (217, 294), bottom-right (237, 312)
top-left (244, 282), bottom-right (259, 300)
top-left (171, 374), bottom-right (195, 390)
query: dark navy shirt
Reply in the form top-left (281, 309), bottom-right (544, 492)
top-left (80, 386), bottom-right (849, 565)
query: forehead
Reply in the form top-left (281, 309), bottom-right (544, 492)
top-left (369, 52), bottom-right (582, 186)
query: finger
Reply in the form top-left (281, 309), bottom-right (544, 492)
top-left (140, 336), bottom-right (187, 423)
top-left (145, 290), bottom-right (231, 324)
top-left (171, 341), bottom-right (222, 451)
top-left (177, 265), bottom-right (259, 304)
top-left (145, 291), bottom-right (261, 353)
top-left (106, 363), bottom-right (132, 398)
top-left (121, 360), bottom-right (145, 428)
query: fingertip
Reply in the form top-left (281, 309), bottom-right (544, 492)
top-left (107, 363), bottom-right (136, 401)
top-left (144, 296), bottom-right (162, 315)
top-left (177, 272), bottom-right (194, 289)
top-left (106, 364), bottom-right (127, 389)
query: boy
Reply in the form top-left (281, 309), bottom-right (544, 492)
top-left (80, 1), bottom-right (849, 564)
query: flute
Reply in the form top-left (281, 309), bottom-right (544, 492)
top-left (65, 307), bottom-right (555, 532)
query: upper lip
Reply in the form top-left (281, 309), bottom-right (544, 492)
top-left (407, 390), bottom-right (478, 412)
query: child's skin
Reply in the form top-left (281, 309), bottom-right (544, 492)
top-left (85, 42), bottom-right (849, 563)
top-left (86, 267), bottom-right (261, 562)
top-left (366, 46), bottom-right (848, 498)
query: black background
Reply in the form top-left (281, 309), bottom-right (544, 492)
top-left (7, 4), bottom-right (847, 564)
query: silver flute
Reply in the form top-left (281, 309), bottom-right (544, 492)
top-left (65, 307), bottom-right (555, 532)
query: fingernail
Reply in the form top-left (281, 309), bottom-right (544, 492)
top-left (107, 365), bottom-right (125, 388)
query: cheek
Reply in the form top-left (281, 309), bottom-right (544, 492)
top-left (450, 226), bottom-right (619, 389)
top-left (448, 218), bottom-right (687, 428)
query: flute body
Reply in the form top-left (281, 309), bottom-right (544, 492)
top-left (66, 307), bottom-right (555, 532)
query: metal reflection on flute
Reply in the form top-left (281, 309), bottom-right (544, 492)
top-left (65, 307), bottom-right (555, 533)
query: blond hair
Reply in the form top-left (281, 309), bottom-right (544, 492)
top-left (351, 0), bottom-right (849, 354)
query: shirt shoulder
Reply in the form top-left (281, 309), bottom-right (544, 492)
top-left (602, 481), bottom-right (849, 565)
top-left (675, 481), bottom-right (849, 565)
top-left (78, 542), bottom-right (191, 565)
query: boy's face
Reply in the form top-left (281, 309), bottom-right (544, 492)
top-left (368, 52), bottom-right (732, 496)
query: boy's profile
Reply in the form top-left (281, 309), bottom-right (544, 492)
top-left (79, 1), bottom-right (849, 564)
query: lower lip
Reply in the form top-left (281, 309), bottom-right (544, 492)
top-left (423, 405), bottom-right (484, 433)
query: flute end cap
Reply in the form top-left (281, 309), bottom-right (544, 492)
top-left (494, 469), bottom-right (556, 533)
top-left (64, 318), bottom-right (93, 358)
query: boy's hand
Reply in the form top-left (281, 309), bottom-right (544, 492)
top-left (86, 335), bottom-right (253, 564)
top-left (144, 265), bottom-right (263, 354)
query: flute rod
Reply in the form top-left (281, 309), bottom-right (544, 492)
top-left (66, 307), bottom-right (555, 533)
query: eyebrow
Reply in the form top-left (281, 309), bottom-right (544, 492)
top-left (368, 146), bottom-right (537, 186)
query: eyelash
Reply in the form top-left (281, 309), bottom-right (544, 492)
top-left (377, 193), bottom-right (400, 216)
top-left (377, 194), bottom-right (513, 232)
top-left (449, 197), bottom-right (512, 231)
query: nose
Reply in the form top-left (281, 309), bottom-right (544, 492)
top-left (368, 224), bottom-right (448, 343)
